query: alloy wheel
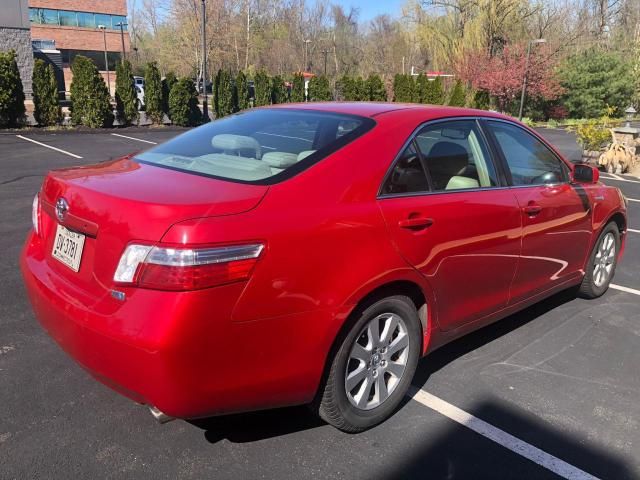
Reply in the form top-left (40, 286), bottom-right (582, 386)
top-left (344, 313), bottom-right (409, 410)
top-left (593, 232), bottom-right (616, 287)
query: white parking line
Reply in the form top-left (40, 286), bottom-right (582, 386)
top-left (626, 197), bottom-right (639, 203)
top-left (628, 228), bottom-right (640, 234)
top-left (111, 133), bottom-right (157, 145)
top-left (16, 135), bottom-right (83, 159)
top-left (600, 175), bottom-right (640, 184)
top-left (410, 388), bottom-right (600, 480)
top-left (610, 284), bottom-right (640, 296)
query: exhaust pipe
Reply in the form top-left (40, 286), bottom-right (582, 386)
top-left (149, 406), bottom-right (175, 424)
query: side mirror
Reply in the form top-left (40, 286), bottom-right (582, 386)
top-left (572, 164), bottom-right (599, 184)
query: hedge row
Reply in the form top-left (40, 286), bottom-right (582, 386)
top-left (0, 51), bottom-right (474, 129)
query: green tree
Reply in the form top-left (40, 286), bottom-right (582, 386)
top-left (254, 70), bottom-right (271, 107)
top-left (559, 49), bottom-right (634, 118)
top-left (169, 78), bottom-right (201, 127)
top-left (415, 74), bottom-right (429, 103)
top-left (471, 89), bottom-right (490, 110)
top-left (236, 70), bottom-right (249, 110)
top-left (144, 62), bottom-right (164, 124)
top-left (448, 80), bottom-right (466, 107)
top-left (161, 71), bottom-right (177, 116)
top-left (353, 76), bottom-right (368, 100)
top-left (214, 69), bottom-right (234, 117)
top-left (393, 74), bottom-right (415, 102)
top-left (424, 77), bottom-right (444, 104)
top-left (271, 75), bottom-right (287, 104)
top-left (0, 50), bottom-right (26, 128)
top-left (366, 74), bottom-right (386, 101)
top-left (69, 55), bottom-right (113, 128)
top-left (115, 59), bottom-right (138, 126)
top-left (308, 75), bottom-right (332, 101)
top-left (290, 73), bottom-right (305, 102)
top-left (32, 59), bottom-right (60, 127)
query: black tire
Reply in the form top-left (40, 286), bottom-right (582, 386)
top-left (578, 222), bottom-right (620, 299)
top-left (313, 295), bottom-right (421, 433)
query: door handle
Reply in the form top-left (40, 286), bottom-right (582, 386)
top-left (398, 217), bottom-right (434, 230)
top-left (523, 203), bottom-right (542, 216)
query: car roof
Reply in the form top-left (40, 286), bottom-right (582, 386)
top-left (266, 102), bottom-right (511, 121)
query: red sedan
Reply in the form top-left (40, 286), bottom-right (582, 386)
top-left (21, 103), bottom-right (627, 432)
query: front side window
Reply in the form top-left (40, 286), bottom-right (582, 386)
top-left (415, 120), bottom-right (498, 191)
top-left (488, 121), bottom-right (568, 186)
top-left (381, 142), bottom-right (429, 195)
top-left (135, 109), bottom-right (374, 184)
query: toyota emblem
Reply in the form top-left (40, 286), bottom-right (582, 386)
top-left (55, 197), bottom-right (69, 222)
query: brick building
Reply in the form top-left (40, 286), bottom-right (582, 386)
top-left (29, 0), bottom-right (130, 94)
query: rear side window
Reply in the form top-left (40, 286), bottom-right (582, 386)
top-left (488, 121), bottom-right (568, 186)
top-left (415, 120), bottom-right (498, 191)
top-left (135, 109), bottom-right (374, 184)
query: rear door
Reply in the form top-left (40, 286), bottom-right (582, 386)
top-left (378, 119), bottom-right (522, 331)
top-left (484, 120), bottom-right (592, 303)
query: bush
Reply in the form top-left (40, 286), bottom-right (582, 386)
top-left (169, 78), bottom-right (201, 127)
top-left (575, 118), bottom-right (612, 151)
top-left (366, 74), bottom-right (386, 101)
top-left (236, 70), bottom-right (249, 110)
top-left (290, 73), bottom-right (305, 102)
top-left (0, 50), bottom-right (26, 128)
top-left (161, 71), bottom-right (177, 116)
top-left (471, 89), bottom-right (490, 110)
top-left (393, 74), bottom-right (415, 102)
top-left (448, 80), bottom-right (466, 107)
top-left (32, 59), bottom-right (60, 127)
top-left (144, 62), bottom-right (164, 124)
top-left (271, 75), bottom-right (287, 104)
top-left (424, 76), bottom-right (444, 105)
top-left (214, 69), bottom-right (234, 117)
top-left (70, 55), bottom-right (113, 128)
top-left (559, 49), bottom-right (634, 118)
top-left (115, 60), bottom-right (138, 126)
top-left (308, 75), bottom-right (332, 101)
top-left (254, 70), bottom-right (271, 107)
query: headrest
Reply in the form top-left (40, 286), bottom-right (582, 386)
top-left (262, 152), bottom-right (298, 168)
top-left (211, 134), bottom-right (261, 159)
top-left (427, 141), bottom-right (469, 173)
top-left (445, 175), bottom-right (479, 190)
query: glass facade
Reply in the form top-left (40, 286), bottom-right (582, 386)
top-left (61, 50), bottom-right (122, 71)
top-left (30, 8), bottom-right (127, 31)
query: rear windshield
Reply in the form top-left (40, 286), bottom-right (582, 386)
top-left (135, 109), bottom-right (375, 184)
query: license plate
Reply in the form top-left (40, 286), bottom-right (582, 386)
top-left (52, 224), bottom-right (85, 272)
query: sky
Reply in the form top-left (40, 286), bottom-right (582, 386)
top-left (336, 0), bottom-right (405, 21)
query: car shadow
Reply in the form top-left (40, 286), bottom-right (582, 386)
top-left (188, 287), bottom-right (636, 480)
top-left (191, 288), bottom-right (580, 444)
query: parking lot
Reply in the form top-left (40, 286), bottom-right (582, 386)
top-left (1, 127), bottom-right (639, 479)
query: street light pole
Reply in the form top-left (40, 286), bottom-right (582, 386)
top-left (115, 22), bottom-right (127, 61)
top-left (98, 25), bottom-right (111, 97)
top-left (201, 0), bottom-right (210, 122)
top-left (518, 38), bottom-right (546, 121)
top-left (321, 49), bottom-right (328, 76)
top-left (304, 39), bottom-right (311, 72)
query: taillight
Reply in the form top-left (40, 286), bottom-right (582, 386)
top-left (113, 243), bottom-right (264, 291)
top-left (31, 193), bottom-right (40, 236)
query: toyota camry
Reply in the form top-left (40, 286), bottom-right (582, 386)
top-left (21, 103), bottom-right (627, 432)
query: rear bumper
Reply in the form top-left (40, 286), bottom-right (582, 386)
top-left (21, 232), bottom-right (336, 418)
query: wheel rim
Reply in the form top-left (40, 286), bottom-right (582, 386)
top-left (593, 232), bottom-right (616, 287)
top-left (345, 313), bottom-right (409, 411)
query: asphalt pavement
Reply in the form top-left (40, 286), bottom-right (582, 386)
top-left (0, 126), bottom-right (639, 479)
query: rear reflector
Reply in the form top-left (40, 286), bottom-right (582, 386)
top-left (114, 243), bottom-right (263, 291)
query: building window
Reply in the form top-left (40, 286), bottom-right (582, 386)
top-left (61, 50), bottom-right (122, 71)
top-left (59, 10), bottom-right (78, 27)
top-left (29, 8), bottom-right (127, 31)
top-left (77, 12), bottom-right (95, 28)
top-left (42, 9), bottom-right (59, 25)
